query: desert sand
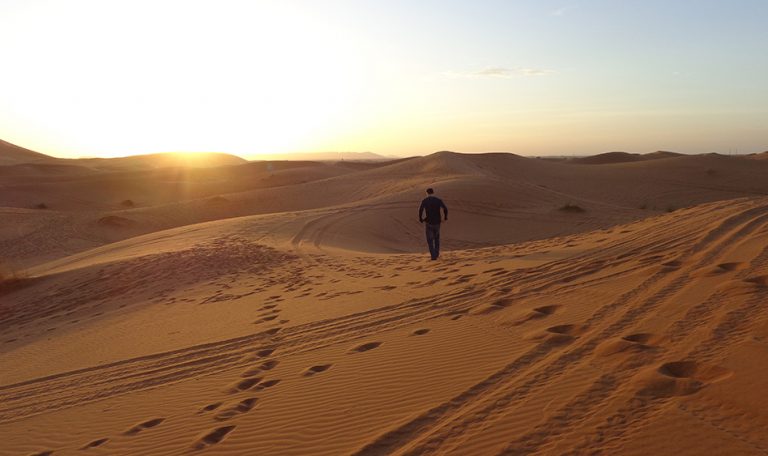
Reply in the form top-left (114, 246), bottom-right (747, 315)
top-left (2, 141), bottom-right (768, 455)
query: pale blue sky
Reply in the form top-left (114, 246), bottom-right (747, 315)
top-left (0, 0), bottom-right (766, 158)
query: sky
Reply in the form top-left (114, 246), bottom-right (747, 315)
top-left (0, 0), bottom-right (766, 159)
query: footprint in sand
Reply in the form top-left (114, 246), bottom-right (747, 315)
top-left (215, 398), bottom-right (258, 421)
top-left (124, 418), bottom-right (165, 436)
top-left (411, 328), bottom-right (431, 336)
top-left (473, 298), bottom-right (514, 314)
top-left (695, 262), bottom-right (747, 277)
top-left (541, 324), bottom-right (585, 345)
top-left (546, 324), bottom-right (582, 335)
top-left (622, 333), bottom-right (654, 344)
top-left (449, 274), bottom-right (476, 285)
top-left (81, 438), bottom-right (109, 450)
top-left (533, 305), bottom-right (559, 317)
top-left (260, 359), bottom-right (279, 370)
top-left (241, 359), bottom-right (279, 377)
top-left (253, 379), bottom-right (281, 391)
top-left (512, 305), bottom-right (560, 326)
top-left (241, 367), bottom-right (262, 378)
top-left (350, 342), bottom-right (382, 353)
top-left (192, 426), bottom-right (236, 450)
top-left (29, 451), bottom-right (54, 456)
top-left (657, 361), bottom-right (731, 382)
top-left (743, 275), bottom-right (768, 287)
top-left (597, 333), bottom-right (658, 356)
top-left (199, 402), bottom-right (222, 413)
top-left (447, 308), bottom-right (469, 321)
top-left (228, 377), bottom-right (263, 393)
top-left (303, 364), bottom-right (332, 377)
top-left (661, 260), bottom-right (682, 271)
top-left (637, 360), bottom-right (733, 398)
top-left (256, 348), bottom-right (275, 358)
top-left (715, 262), bottom-right (744, 272)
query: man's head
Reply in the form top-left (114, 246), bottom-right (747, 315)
top-left (426, 188), bottom-right (434, 195)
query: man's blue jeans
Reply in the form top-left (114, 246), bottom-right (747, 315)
top-left (425, 223), bottom-right (441, 260)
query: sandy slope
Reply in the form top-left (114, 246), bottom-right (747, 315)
top-left (0, 140), bottom-right (55, 166)
top-left (5, 151), bottom-right (768, 268)
top-left (3, 150), bottom-right (768, 455)
top-left (1, 196), bottom-right (768, 454)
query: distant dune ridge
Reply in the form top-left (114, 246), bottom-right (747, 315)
top-left (0, 139), bottom-right (55, 165)
top-left (568, 150), bottom-right (684, 164)
top-left (3, 140), bottom-right (768, 455)
top-left (253, 151), bottom-right (393, 161)
top-left (3, 142), bottom-right (768, 266)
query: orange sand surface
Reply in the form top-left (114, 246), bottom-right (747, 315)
top-left (2, 146), bottom-right (768, 455)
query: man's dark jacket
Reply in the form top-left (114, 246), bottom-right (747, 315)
top-left (419, 196), bottom-right (448, 224)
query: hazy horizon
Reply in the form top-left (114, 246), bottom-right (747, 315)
top-left (1, 0), bottom-right (766, 159)
top-left (9, 141), bottom-right (766, 162)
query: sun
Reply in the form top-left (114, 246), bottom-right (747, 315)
top-left (0, 1), bottom-right (364, 158)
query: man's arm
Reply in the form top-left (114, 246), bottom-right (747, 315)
top-left (419, 201), bottom-right (425, 222)
top-left (441, 201), bottom-right (448, 221)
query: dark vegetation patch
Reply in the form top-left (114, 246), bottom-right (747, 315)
top-left (558, 203), bottom-right (585, 213)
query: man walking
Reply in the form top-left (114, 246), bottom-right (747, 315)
top-left (419, 188), bottom-right (448, 260)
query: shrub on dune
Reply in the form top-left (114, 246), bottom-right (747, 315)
top-left (559, 202), bottom-right (586, 213)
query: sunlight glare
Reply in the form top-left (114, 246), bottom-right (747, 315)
top-left (0, 0), bottom-right (363, 157)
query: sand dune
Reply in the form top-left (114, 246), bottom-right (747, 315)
top-left (3, 146), bottom-right (768, 455)
top-left (254, 152), bottom-right (392, 161)
top-left (5, 150), bottom-right (768, 268)
top-left (0, 139), bottom-right (246, 170)
top-left (0, 139), bottom-right (56, 165)
top-left (72, 152), bottom-right (247, 171)
top-left (567, 150), bottom-right (684, 165)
